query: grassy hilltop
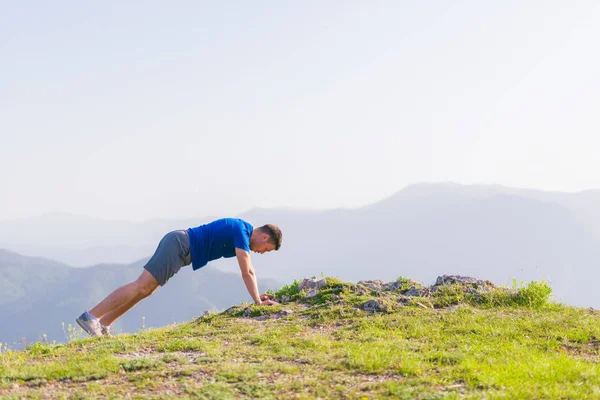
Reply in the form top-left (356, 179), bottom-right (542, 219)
top-left (0, 276), bottom-right (599, 399)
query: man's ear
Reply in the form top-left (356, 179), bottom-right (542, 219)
top-left (262, 234), bottom-right (270, 241)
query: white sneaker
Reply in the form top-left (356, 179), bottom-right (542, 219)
top-left (75, 312), bottom-right (102, 337)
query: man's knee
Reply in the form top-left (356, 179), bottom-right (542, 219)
top-left (135, 270), bottom-right (160, 296)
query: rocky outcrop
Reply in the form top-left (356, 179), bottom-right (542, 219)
top-left (228, 274), bottom-right (517, 320)
top-left (363, 299), bottom-right (389, 312)
top-left (434, 275), bottom-right (494, 288)
top-left (299, 277), bottom-right (328, 291)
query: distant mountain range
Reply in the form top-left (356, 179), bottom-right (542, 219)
top-left (0, 182), bottom-right (598, 314)
top-left (0, 250), bottom-right (281, 346)
top-left (240, 183), bottom-right (600, 308)
top-left (0, 214), bottom-right (217, 266)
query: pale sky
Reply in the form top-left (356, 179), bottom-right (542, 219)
top-left (1, 1), bottom-right (599, 221)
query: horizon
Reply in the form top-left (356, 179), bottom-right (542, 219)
top-left (2, 181), bottom-right (600, 223)
top-left (2, 179), bottom-right (600, 310)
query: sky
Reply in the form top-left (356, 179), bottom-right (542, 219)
top-left (1, 1), bottom-right (599, 221)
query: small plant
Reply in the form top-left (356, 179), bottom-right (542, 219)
top-left (62, 322), bottom-right (85, 342)
top-left (28, 342), bottom-right (53, 356)
top-left (0, 342), bottom-right (10, 354)
top-left (246, 304), bottom-right (283, 317)
top-left (514, 280), bottom-right (552, 308)
top-left (430, 284), bottom-right (464, 308)
top-left (121, 358), bottom-right (161, 372)
top-left (325, 276), bottom-right (344, 288)
top-left (394, 276), bottom-right (416, 292)
top-left (466, 280), bottom-right (552, 308)
top-left (274, 279), bottom-right (301, 298)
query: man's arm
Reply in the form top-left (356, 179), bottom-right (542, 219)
top-left (235, 248), bottom-right (277, 305)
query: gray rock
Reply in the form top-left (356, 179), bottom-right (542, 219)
top-left (275, 309), bottom-right (294, 318)
top-left (434, 275), bottom-right (494, 289)
top-left (280, 295), bottom-right (291, 303)
top-left (404, 287), bottom-right (424, 296)
top-left (306, 289), bottom-right (318, 298)
top-left (242, 307), bottom-right (253, 317)
top-left (299, 277), bottom-right (328, 291)
top-left (225, 306), bottom-right (239, 314)
top-left (357, 280), bottom-right (387, 291)
top-left (363, 299), bottom-right (389, 312)
top-left (355, 286), bottom-right (370, 296)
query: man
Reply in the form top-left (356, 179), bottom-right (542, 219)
top-left (76, 218), bottom-right (282, 337)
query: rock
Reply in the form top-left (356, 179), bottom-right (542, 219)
top-left (434, 275), bottom-right (494, 289)
top-left (415, 302), bottom-right (429, 309)
top-left (299, 277), bottom-right (328, 291)
top-left (275, 309), bottom-right (294, 318)
top-left (355, 286), bottom-right (370, 296)
top-left (280, 295), bottom-right (291, 303)
top-left (357, 280), bottom-right (387, 291)
top-left (306, 289), bottom-right (318, 298)
top-left (363, 299), bottom-right (389, 312)
top-left (397, 295), bottom-right (412, 305)
top-left (242, 307), bottom-right (253, 317)
top-left (404, 287), bottom-right (424, 296)
top-left (225, 306), bottom-right (239, 314)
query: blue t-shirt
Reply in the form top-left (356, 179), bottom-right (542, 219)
top-left (187, 218), bottom-right (253, 271)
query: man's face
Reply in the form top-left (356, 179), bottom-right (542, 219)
top-left (251, 239), bottom-right (276, 254)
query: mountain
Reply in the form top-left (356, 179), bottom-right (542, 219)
top-left (0, 242), bottom-right (156, 268)
top-left (0, 213), bottom-right (216, 266)
top-left (1, 183), bottom-right (599, 309)
top-left (238, 184), bottom-right (600, 308)
top-left (0, 250), bottom-right (281, 345)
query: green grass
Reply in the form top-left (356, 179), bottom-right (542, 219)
top-left (0, 279), bottom-right (598, 399)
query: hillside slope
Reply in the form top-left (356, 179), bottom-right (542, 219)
top-left (1, 276), bottom-right (598, 399)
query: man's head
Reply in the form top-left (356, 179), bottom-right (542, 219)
top-left (250, 224), bottom-right (282, 254)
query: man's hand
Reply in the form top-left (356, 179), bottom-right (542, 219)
top-left (260, 293), bottom-right (274, 301)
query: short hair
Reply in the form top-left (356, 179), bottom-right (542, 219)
top-left (258, 224), bottom-right (282, 250)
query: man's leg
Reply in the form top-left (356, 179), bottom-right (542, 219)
top-left (98, 283), bottom-right (159, 327)
top-left (78, 230), bottom-right (190, 336)
top-left (89, 270), bottom-right (159, 322)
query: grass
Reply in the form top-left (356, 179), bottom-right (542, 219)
top-left (0, 278), bottom-right (599, 399)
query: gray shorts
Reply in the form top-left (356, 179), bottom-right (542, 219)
top-left (143, 230), bottom-right (192, 286)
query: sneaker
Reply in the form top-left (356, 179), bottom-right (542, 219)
top-left (101, 325), bottom-right (112, 337)
top-left (76, 311), bottom-right (102, 337)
